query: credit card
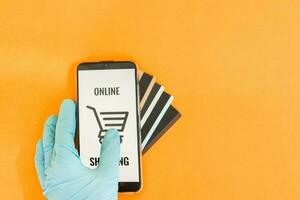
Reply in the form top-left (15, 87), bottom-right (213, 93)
top-left (140, 83), bottom-right (164, 126)
top-left (142, 105), bottom-right (181, 154)
top-left (141, 92), bottom-right (174, 149)
top-left (138, 71), bottom-right (181, 154)
top-left (138, 71), bottom-right (156, 108)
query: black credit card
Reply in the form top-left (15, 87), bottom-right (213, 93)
top-left (138, 71), bottom-right (180, 154)
top-left (143, 105), bottom-right (181, 154)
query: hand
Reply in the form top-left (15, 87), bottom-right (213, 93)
top-left (34, 99), bottom-right (120, 200)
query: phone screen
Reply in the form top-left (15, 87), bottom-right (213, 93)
top-left (77, 62), bottom-right (140, 183)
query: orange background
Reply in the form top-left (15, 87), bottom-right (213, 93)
top-left (1, 0), bottom-right (300, 199)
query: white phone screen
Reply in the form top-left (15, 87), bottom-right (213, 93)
top-left (78, 67), bottom-right (140, 182)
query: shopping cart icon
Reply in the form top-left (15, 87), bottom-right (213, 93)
top-left (86, 105), bottom-right (128, 144)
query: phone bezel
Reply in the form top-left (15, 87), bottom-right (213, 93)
top-left (76, 61), bottom-right (142, 192)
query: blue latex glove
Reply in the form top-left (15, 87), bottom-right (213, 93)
top-left (34, 99), bottom-right (120, 200)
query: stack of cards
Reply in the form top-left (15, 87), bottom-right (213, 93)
top-left (138, 71), bottom-right (181, 154)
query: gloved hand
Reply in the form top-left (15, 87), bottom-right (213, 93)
top-left (34, 99), bottom-right (120, 200)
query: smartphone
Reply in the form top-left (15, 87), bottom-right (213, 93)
top-left (77, 61), bottom-right (142, 192)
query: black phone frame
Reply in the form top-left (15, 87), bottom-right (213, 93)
top-left (76, 61), bottom-right (142, 192)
